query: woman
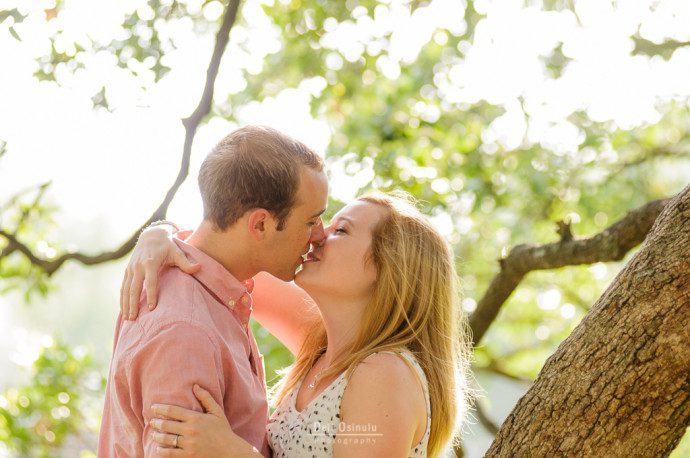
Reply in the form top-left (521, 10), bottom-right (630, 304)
top-left (121, 192), bottom-right (471, 457)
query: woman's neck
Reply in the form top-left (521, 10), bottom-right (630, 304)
top-left (310, 293), bottom-right (367, 367)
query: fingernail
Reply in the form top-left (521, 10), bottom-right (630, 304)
top-left (148, 303), bottom-right (154, 310)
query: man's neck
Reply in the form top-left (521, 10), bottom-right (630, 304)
top-left (186, 221), bottom-right (257, 282)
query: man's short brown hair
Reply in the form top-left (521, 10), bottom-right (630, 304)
top-left (198, 125), bottom-right (324, 231)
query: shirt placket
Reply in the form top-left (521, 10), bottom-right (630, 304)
top-left (230, 292), bottom-right (261, 378)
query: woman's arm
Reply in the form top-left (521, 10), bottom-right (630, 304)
top-left (120, 223), bottom-right (320, 354)
top-left (251, 272), bottom-right (321, 355)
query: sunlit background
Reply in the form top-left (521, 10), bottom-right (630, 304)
top-left (1, 0), bottom-right (689, 456)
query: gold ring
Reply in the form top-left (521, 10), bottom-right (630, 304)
top-left (173, 434), bottom-right (179, 448)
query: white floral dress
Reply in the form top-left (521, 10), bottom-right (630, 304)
top-left (266, 349), bottom-right (431, 457)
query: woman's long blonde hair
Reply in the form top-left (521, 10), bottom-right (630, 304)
top-left (273, 191), bottom-right (472, 456)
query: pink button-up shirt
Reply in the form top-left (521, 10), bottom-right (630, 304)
top-left (98, 237), bottom-right (270, 457)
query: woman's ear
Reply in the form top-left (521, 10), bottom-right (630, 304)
top-left (246, 208), bottom-right (272, 241)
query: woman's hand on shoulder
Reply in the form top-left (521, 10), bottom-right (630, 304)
top-left (336, 352), bottom-right (427, 457)
top-left (120, 225), bottom-right (200, 320)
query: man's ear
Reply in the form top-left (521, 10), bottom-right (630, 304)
top-left (246, 208), bottom-right (273, 240)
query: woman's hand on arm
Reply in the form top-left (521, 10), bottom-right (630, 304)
top-left (151, 385), bottom-right (262, 458)
top-left (120, 224), bottom-right (200, 320)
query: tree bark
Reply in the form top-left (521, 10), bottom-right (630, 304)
top-left (485, 184), bottom-right (690, 457)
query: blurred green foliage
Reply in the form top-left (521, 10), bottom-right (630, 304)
top-left (0, 178), bottom-right (56, 302)
top-left (1, 0), bottom-right (689, 454)
top-left (0, 338), bottom-right (104, 457)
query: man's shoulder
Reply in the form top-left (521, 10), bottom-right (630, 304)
top-left (114, 312), bottom-right (220, 367)
top-left (121, 268), bottom-right (217, 341)
top-left (157, 264), bottom-right (200, 297)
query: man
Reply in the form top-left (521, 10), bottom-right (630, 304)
top-left (98, 125), bottom-right (329, 457)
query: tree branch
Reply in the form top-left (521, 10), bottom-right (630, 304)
top-left (0, 181), bottom-right (52, 259)
top-left (0, 0), bottom-right (242, 276)
top-left (469, 197), bottom-right (671, 344)
top-left (474, 400), bottom-right (500, 435)
top-left (475, 361), bottom-right (534, 385)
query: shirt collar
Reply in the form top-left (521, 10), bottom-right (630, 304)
top-left (173, 236), bottom-right (254, 325)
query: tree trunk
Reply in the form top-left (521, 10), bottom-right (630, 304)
top-left (485, 185), bottom-right (690, 458)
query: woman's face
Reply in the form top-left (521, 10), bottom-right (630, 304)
top-left (295, 200), bottom-right (385, 303)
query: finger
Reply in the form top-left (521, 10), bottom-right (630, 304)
top-left (128, 268), bottom-right (144, 320)
top-left (120, 269), bottom-right (132, 319)
top-left (151, 404), bottom-right (198, 422)
top-left (143, 259), bottom-right (159, 310)
top-left (193, 384), bottom-right (223, 416)
top-left (173, 249), bottom-right (201, 275)
top-left (150, 418), bottom-right (186, 436)
top-left (124, 267), bottom-right (139, 320)
top-left (152, 431), bottom-right (182, 448)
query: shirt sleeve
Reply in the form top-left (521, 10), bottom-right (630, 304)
top-left (125, 322), bottom-right (225, 457)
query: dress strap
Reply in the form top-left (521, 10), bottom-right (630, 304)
top-left (366, 350), bottom-right (430, 405)
top-left (374, 349), bottom-right (427, 380)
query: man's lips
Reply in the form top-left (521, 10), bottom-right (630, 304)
top-left (301, 252), bottom-right (321, 263)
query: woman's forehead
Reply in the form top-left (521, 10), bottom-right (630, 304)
top-left (332, 200), bottom-right (384, 225)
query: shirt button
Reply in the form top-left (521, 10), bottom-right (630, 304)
top-left (241, 296), bottom-right (249, 305)
top-left (228, 299), bottom-right (235, 308)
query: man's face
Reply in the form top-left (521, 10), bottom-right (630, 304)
top-left (263, 166), bottom-right (328, 281)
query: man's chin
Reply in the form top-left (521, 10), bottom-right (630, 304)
top-left (272, 269), bottom-right (297, 282)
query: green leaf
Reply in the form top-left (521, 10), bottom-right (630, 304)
top-left (8, 25), bottom-right (20, 41)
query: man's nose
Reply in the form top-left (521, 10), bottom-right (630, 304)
top-left (309, 219), bottom-right (326, 245)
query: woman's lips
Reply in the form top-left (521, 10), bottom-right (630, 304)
top-left (301, 252), bottom-right (320, 264)
top-left (307, 252), bottom-right (320, 262)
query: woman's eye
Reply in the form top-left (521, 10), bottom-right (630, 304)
top-left (334, 228), bottom-right (347, 234)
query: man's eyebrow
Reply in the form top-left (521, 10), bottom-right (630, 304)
top-left (310, 208), bottom-right (327, 219)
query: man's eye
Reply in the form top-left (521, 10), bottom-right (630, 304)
top-left (335, 228), bottom-right (347, 234)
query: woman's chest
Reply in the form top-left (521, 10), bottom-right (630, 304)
top-left (267, 394), bottom-right (343, 457)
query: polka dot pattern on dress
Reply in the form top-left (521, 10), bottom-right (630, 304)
top-left (266, 349), bottom-right (431, 457)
